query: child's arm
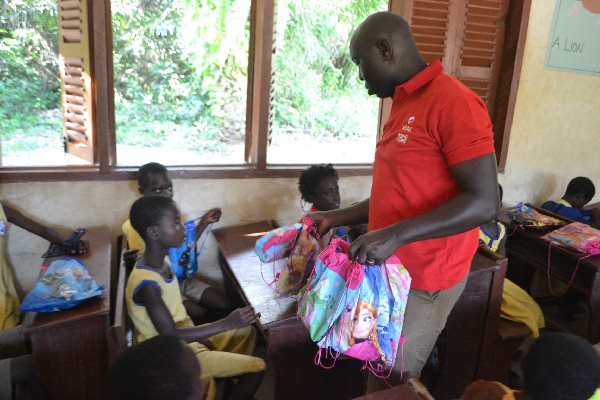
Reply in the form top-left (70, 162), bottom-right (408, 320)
top-left (591, 208), bottom-right (600, 229)
top-left (4, 204), bottom-right (67, 244)
top-left (496, 233), bottom-right (507, 257)
top-left (195, 208), bottom-right (221, 238)
top-left (134, 283), bottom-right (257, 343)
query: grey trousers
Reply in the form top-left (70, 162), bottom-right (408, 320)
top-left (367, 273), bottom-right (468, 393)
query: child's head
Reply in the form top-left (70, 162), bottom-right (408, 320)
top-left (130, 196), bottom-right (184, 248)
top-left (564, 177), bottom-right (595, 209)
top-left (109, 334), bottom-right (203, 400)
top-left (298, 163), bottom-right (340, 211)
top-left (521, 332), bottom-right (600, 400)
top-left (138, 162), bottom-right (173, 198)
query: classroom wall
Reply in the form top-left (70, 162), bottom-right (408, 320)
top-left (0, 177), bottom-right (372, 293)
top-left (498, 0), bottom-right (600, 207)
top-left (4, 0), bottom-right (600, 293)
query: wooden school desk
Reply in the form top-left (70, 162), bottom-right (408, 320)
top-left (22, 226), bottom-right (111, 400)
top-left (214, 221), bottom-right (508, 400)
top-left (505, 205), bottom-right (600, 343)
top-left (214, 220), bottom-right (366, 400)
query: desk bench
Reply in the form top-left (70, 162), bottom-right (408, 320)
top-left (505, 205), bottom-right (600, 342)
top-left (22, 226), bottom-right (112, 400)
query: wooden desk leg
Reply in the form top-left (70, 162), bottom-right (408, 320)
top-left (267, 319), bottom-right (366, 400)
top-left (589, 273), bottom-right (600, 344)
top-left (29, 315), bottom-right (109, 400)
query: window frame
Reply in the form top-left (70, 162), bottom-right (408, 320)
top-left (0, 0), bottom-right (529, 182)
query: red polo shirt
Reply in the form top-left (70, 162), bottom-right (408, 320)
top-left (368, 60), bottom-right (495, 290)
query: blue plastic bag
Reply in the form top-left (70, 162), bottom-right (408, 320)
top-left (168, 219), bottom-right (198, 282)
top-left (20, 257), bottom-right (103, 313)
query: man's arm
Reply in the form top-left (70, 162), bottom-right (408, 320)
top-left (349, 153), bottom-right (499, 265)
top-left (590, 208), bottom-right (600, 228)
top-left (135, 284), bottom-right (257, 343)
top-left (4, 204), bottom-right (67, 244)
top-left (309, 198), bottom-right (370, 237)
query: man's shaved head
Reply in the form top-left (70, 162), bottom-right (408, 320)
top-left (349, 12), bottom-right (426, 98)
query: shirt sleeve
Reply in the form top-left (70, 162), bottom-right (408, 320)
top-left (436, 89), bottom-right (496, 166)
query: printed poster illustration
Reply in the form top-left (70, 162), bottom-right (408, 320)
top-left (544, 0), bottom-right (600, 76)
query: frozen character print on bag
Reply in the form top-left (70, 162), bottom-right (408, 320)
top-left (344, 300), bottom-right (387, 365)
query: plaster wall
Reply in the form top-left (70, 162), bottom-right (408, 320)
top-left (0, 176), bottom-right (372, 293)
top-left (498, 0), bottom-right (600, 207)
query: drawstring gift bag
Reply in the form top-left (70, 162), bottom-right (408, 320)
top-left (169, 219), bottom-right (198, 282)
top-left (274, 217), bottom-right (332, 298)
top-left (297, 238), bottom-right (364, 342)
top-left (317, 255), bottom-right (411, 376)
top-left (255, 223), bottom-right (302, 263)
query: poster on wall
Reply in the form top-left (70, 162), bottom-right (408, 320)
top-left (544, 0), bottom-right (600, 76)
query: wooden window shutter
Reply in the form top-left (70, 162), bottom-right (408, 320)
top-left (58, 0), bottom-right (94, 163)
top-left (404, 0), bottom-right (509, 120)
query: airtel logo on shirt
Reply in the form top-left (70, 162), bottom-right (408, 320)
top-left (397, 116), bottom-right (415, 143)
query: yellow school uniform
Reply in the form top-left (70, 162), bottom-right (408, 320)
top-left (480, 223), bottom-right (545, 337)
top-left (126, 264), bottom-right (265, 400)
top-left (0, 204), bottom-right (21, 330)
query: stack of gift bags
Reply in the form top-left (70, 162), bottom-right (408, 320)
top-left (255, 220), bottom-right (411, 374)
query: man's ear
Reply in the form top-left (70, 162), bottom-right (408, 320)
top-left (138, 186), bottom-right (145, 196)
top-left (376, 38), bottom-right (392, 61)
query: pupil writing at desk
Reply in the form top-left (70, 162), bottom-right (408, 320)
top-left (309, 12), bottom-right (499, 393)
top-left (125, 195), bottom-right (266, 400)
top-left (479, 184), bottom-right (545, 338)
top-left (0, 202), bottom-right (86, 400)
top-left (540, 176), bottom-right (600, 320)
top-left (541, 176), bottom-right (600, 228)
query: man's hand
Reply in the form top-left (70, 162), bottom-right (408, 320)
top-left (348, 226), bottom-right (400, 266)
top-left (306, 211), bottom-right (334, 237)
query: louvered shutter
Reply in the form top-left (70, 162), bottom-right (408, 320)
top-left (404, 0), bottom-right (508, 120)
top-left (58, 0), bottom-right (94, 163)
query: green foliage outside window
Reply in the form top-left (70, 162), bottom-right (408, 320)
top-left (0, 0), bottom-right (386, 157)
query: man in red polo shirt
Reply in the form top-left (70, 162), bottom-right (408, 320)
top-left (310, 11), bottom-right (499, 392)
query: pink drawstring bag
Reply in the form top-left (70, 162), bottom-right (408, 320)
top-left (255, 223), bottom-right (302, 263)
top-left (542, 222), bottom-right (600, 254)
top-left (274, 217), bottom-right (332, 298)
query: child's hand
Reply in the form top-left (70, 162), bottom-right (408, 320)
top-left (202, 208), bottom-right (222, 224)
top-left (123, 249), bottom-right (140, 271)
top-left (224, 306), bottom-right (260, 330)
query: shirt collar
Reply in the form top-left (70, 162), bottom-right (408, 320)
top-left (395, 60), bottom-right (444, 96)
top-left (556, 198), bottom-right (572, 207)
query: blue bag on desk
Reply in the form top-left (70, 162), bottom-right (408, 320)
top-left (19, 257), bottom-right (103, 313)
top-left (168, 219), bottom-right (198, 282)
